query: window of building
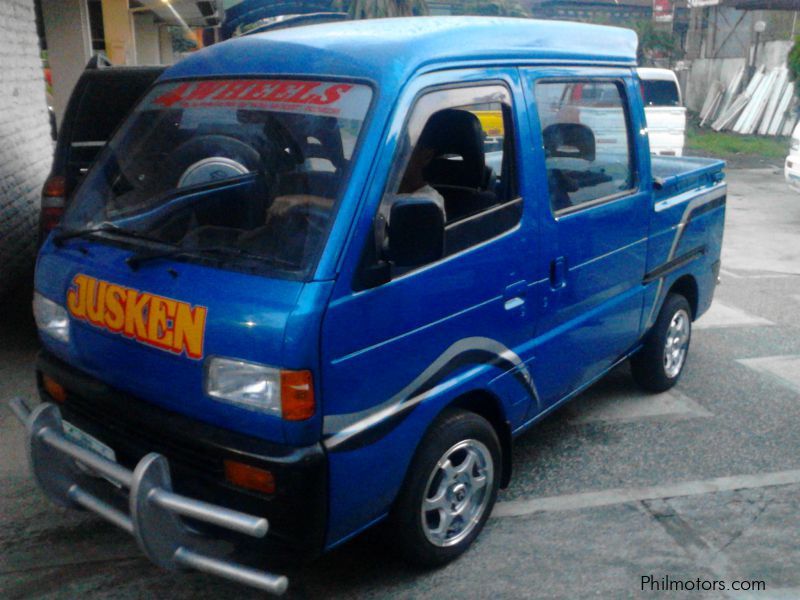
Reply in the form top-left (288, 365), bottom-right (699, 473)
top-left (534, 80), bottom-right (636, 214)
top-left (87, 0), bottom-right (105, 52)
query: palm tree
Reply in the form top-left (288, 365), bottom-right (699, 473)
top-left (336, 0), bottom-right (430, 19)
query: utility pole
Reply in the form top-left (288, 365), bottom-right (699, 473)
top-left (749, 19), bottom-right (766, 82)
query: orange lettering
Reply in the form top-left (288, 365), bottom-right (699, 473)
top-left (124, 290), bottom-right (150, 339)
top-left (66, 274), bottom-right (88, 319)
top-left (147, 296), bottom-right (177, 349)
top-left (173, 303), bottom-right (207, 359)
top-left (63, 274), bottom-right (206, 359)
top-left (105, 285), bottom-right (126, 332)
top-left (86, 280), bottom-right (107, 326)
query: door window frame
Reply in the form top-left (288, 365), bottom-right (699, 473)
top-left (353, 80), bottom-right (523, 290)
top-left (532, 76), bottom-right (640, 218)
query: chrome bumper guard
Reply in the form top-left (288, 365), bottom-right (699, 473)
top-left (8, 398), bottom-right (289, 595)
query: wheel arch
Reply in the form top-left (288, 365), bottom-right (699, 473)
top-left (448, 389), bottom-right (513, 488)
top-left (667, 274), bottom-right (699, 320)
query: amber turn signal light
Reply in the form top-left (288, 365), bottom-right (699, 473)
top-left (224, 460), bottom-right (275, 494)
top-left (280, 369), bottom-right (315, 421)
top-left (42, 374), bottom-right (67, 404)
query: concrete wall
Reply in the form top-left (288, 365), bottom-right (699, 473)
top-left (133, 12), bottom-right (160, 65)
top-left (707, 7), bottom-right (755, 60)
top-left (40, 0), bottom-right (91, 125)
top-left (685, 57), bottom-right (747, 112)
top-left (684, 40), bottom-right (792, 113)
top-left (101, 0), bottom-right (133, 65)
top-left (0, 0), bottom-right (53, 300)
top-left (159, 25), bottom-right (176, 65)
top-left (752, 40), bottom-right (792, 71)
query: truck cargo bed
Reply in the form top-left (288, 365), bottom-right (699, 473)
top-left (651, 155), bottom-right (726, 203)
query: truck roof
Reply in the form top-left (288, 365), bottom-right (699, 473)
top-left (162, 17), bottom-right (638, 87)
top-left (637, 67), bottom-right (679, 82)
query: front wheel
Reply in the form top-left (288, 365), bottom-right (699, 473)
top-left (389, 409), bottom-right (501, 566)
top-left (631, 293), bottom-right (692, 392)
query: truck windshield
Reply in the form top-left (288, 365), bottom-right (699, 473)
top-left (62, 78), bottom-right (373, 277)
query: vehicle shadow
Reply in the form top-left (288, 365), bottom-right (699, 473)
top-left (0, 280), bottom-right (38, 352)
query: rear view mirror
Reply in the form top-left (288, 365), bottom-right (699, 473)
top-left (385, 196), bottom-right (445, 267)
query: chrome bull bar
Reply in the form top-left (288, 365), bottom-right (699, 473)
top-left (8, 398), bottom-right (289, 595)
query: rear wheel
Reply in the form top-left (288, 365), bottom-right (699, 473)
top-left (390, 409), bottom-right (501, 566)
top-left (631, 293), bottom-right (692, 392)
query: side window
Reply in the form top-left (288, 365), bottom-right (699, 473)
top-left (357, 85), bottom-right (521, 288)
top-left (534, 80), bottom-right (636, 214)
top-left (640, 79), bottom-right (681, 107)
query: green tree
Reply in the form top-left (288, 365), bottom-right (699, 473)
top-left (169, 26), bottom-right (198, 54)
top-left (633, 20), bottom-right (681, 66)
top-left (788, 35), bottom-right (800, 93)
top-left (338, 0), bottom-right (429, 18)
top-left (458, 0), bottom-right (528, 17)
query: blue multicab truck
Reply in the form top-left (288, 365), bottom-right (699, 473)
top-left (9, 17), bottom-right (726, 594)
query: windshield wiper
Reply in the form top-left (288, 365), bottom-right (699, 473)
top-left (126, 244), bottom-right (296, 271)
top-left (53, 223), bottom-right (163, 247)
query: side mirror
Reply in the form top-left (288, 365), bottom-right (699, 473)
top-left (385, 196), bottom-right (445, 267)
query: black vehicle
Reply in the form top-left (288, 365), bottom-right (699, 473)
top-left (39, 57), bottom-right (164, 242)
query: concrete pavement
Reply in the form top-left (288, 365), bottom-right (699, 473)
top-left (2, 168), bottom-right (800, 599)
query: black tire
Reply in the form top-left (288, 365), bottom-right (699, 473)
top-left (389, 409), bottom-right (501, 567)
top-left (631, 293), bottom-right (692, 393)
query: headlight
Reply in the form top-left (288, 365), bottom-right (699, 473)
top-left (33, 292), bottom-right (70, 343)
top-left (205, 357), bottom-right (315, 420)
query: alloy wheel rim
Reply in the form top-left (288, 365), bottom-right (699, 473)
top-left (421, 439), bottom-right (494, 548)
top-left (663, 308), bottom-right (690, 378)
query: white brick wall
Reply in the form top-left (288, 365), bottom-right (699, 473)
top-left (0, 0), bottom-right (53, 299)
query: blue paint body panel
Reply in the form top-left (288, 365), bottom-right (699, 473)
top-left (34, 18), bottom-right (726, 553)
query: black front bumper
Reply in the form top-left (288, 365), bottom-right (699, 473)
top-left (36, 350), bottom-right (327, 560)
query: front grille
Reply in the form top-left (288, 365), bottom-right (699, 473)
top-left (63, 391), bottom-right (224, 479)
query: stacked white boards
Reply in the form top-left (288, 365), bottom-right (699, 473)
top-left (699, 65), bottom-right (796, 137)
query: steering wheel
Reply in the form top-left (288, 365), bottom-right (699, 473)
top-left (166, 135), bottom-right (262, 188)
top-left (280, 202), bottom-right (330, 244)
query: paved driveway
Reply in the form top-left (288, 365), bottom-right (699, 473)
top-left (2, 168), bottom-right (800, 599)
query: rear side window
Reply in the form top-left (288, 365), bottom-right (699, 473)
top-left (640, 79), bottom-right (680, 107)
top-left (72, 76), bottom-right (156, 143)
top-left (65, 73), bottom-right (160, 183)
top-left (534, 80), bottom-right (636, 214)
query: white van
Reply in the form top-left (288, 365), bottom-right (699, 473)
top-left (784, 122), bottom-right (800, 189)
top-left (638, 68), bottom-right (686, 157)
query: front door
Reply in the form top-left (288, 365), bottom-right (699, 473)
top-left (319, 71), bottom-right (536, 545)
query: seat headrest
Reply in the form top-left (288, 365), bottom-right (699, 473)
top-left (542, 123), bottom-right (596, 162)
top-left (421, 109), bottom-right (486, 188)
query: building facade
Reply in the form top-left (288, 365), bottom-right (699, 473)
top-left (0, 0), bottom-right (52, 299)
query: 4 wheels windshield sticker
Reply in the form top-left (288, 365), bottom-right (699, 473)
top-left (148, 79), bottom-right (371, 119)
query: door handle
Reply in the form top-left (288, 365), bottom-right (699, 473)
top-left (504, 280), bottom-right (527, 311)
top-left (550, 257), bottom-right (567, 290)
